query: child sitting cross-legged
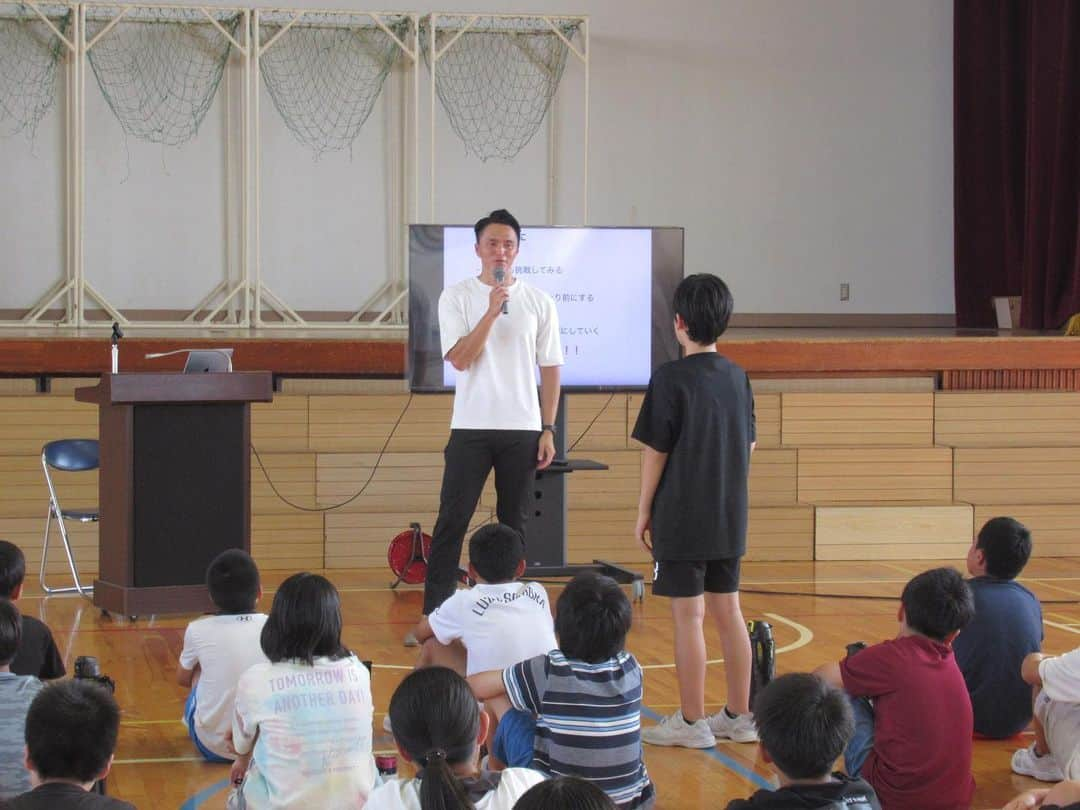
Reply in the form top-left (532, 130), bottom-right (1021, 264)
top-left (366, 666), bottom-right (544, 810)
top-left (469, 571), bottom-right (654, 809)
top-left (725, 673), bottom-right (880, 809)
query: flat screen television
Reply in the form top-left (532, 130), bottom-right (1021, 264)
top-left (408, 225), bottom-right (685, 393)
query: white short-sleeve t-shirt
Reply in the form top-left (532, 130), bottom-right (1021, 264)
top-left (178, 613), bottom-right (268, 759)
top-left (427, 581), bottom-right (558, 676)
top-left (232, 656), bottom-right (376, 810)
top-left (365, 768), bottom-right (545, 810)
top-left (438, 277), bottom-right (564, 431)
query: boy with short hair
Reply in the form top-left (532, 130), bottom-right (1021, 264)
top-left (725, 673), bottom-right (879, 809)
top-left (0, 600), bottom-right (44, 799)
top-left (4, 679), bottom-right (134, 809)
top-left (0, 541), bottom-right (64, 680)
top-left (815, 567), bottom-right (976, 810)
top-left (410, 523), bottom-right (557, 678)
top-left (469, 572), bottom-right (654, 809)
top-left (954, 516), bottom-right (1043, 738)
top-left (177, 549), bottom-right (268, 763)
top-left (632, 273), bottom-right (757, 748)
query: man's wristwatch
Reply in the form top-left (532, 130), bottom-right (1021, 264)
top-left (541, 424), bottom-right (556, 435)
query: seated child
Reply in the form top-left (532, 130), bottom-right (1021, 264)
top-left (814, 567), bottom-right (976, 810)
top-left (230, 573), bottom-right (375, 809)
top-left (1010, 647), bottom-right (1080, 783)
top-left (5, 679), bottom-right (135, 809)
top-left (178, 549), bottom-right (268, 762)
top-left (513, 776), bottom-right (616, 810)
top-left (953, 516), bottom-right (1043, 738)
top-left (1003, 779), bottom-right (1080, 810)
top-left (366, 666), bottom-right (544, 809)
top-left (0, 600), bottom-right (44, 799)
top-left (0, 541), bottom-right (64, 680)
top-left (411, 524), bottom-right (557, 679)
top-left (470, 571), bottom-right (654, 809)
top-left (724, 673), bottom-right (879, 809)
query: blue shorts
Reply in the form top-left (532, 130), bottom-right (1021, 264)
top-left (183, 689), bottom-right (232, 764)
top-left (491, 709), bottom-right (536, 768)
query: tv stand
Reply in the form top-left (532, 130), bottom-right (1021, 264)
top-left (525, 394), bottom-right (646, 601)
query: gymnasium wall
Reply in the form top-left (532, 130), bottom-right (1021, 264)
top-left (1, 0), bottom-right (955, 317)
top-left (5, 382), bottom-right (1079, 580)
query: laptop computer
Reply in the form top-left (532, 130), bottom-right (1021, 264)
top-left (182, 349), bottom-right (233, 373)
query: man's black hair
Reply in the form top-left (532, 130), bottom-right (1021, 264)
top-left (468, 524), bottom-right (524, 584)
top-left (672, 273), bottom-right (733, 344)
top-left (473, 209), bottom-right (521, 243)
top-left (753, 673), bottom-right (854, 780)
top-left (206, 548), bottom-right (261, 615)
top-left (901, 567), bottom-right (974, 642)
top-left (0, 540), bottom-right (26, 598)
top-left (0, 599), bottom-right (20, 666)
top-left (976, 516), bottom-right (1033, 580)
top-left (555, 572), bottom-right (631, 663)
top-left (260, 572), bottom-right (349, 665)
top-left (25, 679), bottom-right (120, 783)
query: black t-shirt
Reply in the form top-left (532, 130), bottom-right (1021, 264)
top-left (632, 352), bottom-right (755, 560)
top-left (10, 616), bottom-right (65, 680)
top-left (0, 782), bottom-right (136, 810)
top-left (725, 774), bottom-right (881, 810)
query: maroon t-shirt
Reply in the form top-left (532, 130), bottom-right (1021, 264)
top-left (840, 634), bottom-right (975, 810)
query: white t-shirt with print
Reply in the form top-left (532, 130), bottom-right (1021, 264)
top-left (232, 655), bottom-right (376, 810)
top-left (439, 277), bottom-right (564, 431)
top-left (428, 581), bottom-right (558, 676)
top-left (365, 767), bottom-right (545, 810)
top-left (178, 612), bottom-right (268, 759)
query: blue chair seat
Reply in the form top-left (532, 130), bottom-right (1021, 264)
top-left (41, 439), bottom-right (99, 598)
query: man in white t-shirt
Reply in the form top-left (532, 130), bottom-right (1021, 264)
top-left (413, 524), bottom-right (558, 679)
top-left (422, 209), bottom-right (564, 617)
top-left (178, 549), bottom-right (269, 762)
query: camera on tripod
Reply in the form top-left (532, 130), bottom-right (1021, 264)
top-left (74, 656), bottom-right (116, 694)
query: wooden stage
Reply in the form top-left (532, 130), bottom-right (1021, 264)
top-left (2, 326), bottom-right (1079, 808)
top-left (18, 558), bottom-right (1080, 810)
top-left (0, 325), bottom-right (1078, 389)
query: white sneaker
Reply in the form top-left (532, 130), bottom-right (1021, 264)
top-left (641, 711), bottom-right (716, 748)
top-left (403, 631), bottom-right (419, 647)
top-left (382, 714), bottom-right (393, 734)
top-left (707, 708), bottom-right (758, 743)
top-left (1012, 743), bottom-right (1065, 782)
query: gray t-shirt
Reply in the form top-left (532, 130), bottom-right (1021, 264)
top-left (0, 673), bottom-right (44, 799)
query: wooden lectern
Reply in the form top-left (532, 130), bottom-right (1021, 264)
top-left (76, 373), bottom-right (273, 615)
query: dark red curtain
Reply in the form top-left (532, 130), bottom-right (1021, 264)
top-left (954, 0), bottom-right (1080, 329)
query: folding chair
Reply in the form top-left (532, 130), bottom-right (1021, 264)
top-left (41, 439), bottom-right (99, 597)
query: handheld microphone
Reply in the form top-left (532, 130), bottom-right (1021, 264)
top-left (493, 266), bottom-right (508, 315)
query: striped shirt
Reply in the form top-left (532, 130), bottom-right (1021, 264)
top-left (502, 650), bottom-right (655, 809)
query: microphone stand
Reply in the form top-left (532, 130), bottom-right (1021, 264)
top-left (110, 322), bottom-right (123, 374)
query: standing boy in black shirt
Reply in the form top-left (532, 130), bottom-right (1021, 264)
top-left (632, 273), bottom-right (757, 749)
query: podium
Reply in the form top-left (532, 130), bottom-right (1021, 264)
top-left (76, 373), bottom-right (273, 615)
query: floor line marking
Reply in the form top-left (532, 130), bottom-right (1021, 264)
top-left (180, 777), bottom-right (231, 810)
top-left (1044, 619), bottom-right (1080, 636)
top-left (1037, 581), bottom-right (1080, 598)
top-left (640, 706), bottom-right (771, 790)
top-left (641, 613), bottom-right (813, 670)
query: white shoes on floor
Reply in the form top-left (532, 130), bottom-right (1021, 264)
top-left (642, 708), bottom-right (758, 748)
top-left (1012, 743), bottom-right (1065, 782)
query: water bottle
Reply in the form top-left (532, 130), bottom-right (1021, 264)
top-left (747, 620), bottom-right (775, 706)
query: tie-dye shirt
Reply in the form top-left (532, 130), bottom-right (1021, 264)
top-left (232, 655), bottom-right (375, 809)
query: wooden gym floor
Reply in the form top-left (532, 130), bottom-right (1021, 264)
top-left (20, 558), bottom-right (1080, 810)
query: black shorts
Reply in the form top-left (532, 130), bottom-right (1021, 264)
top-left (652, 558), bottom-right (741, 598)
